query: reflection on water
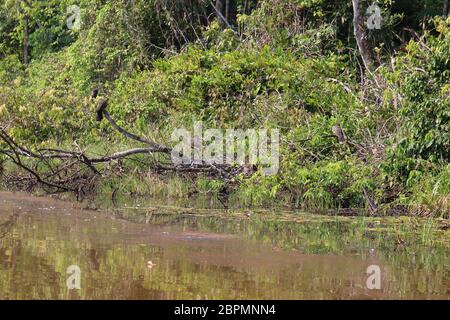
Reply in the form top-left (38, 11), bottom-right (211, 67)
top-left (0, 192), bottom-right (448, 300)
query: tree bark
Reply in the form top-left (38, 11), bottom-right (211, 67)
top-left (213, 0), bottom-right (236, 28)
top-left (225, 0), bottom-right (230, 21)
top-left (444, 0), bottom-right (449, 17)
top-left (215, 0), bottom-right (224, 26)
top-left (18, 1), bottom-right (30, 65)
top-left (224, 0), bottom-right (237, 23)
top-left (352, 0), bottom-right (378, 73)
top-left (23, 13), bottom-right (29, 65)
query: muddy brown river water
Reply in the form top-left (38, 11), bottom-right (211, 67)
top-left (0, 192), bottom-right (448, 299)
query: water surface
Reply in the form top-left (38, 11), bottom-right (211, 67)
top-left (0, 192), bottom-right (448, 299)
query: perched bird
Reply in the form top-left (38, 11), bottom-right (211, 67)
top-left (96, 99), bottom-right (108, 122)
top-left (91, 88), bottom-right (99, 99)
top-left (332, 124), bottom-right (347, 143)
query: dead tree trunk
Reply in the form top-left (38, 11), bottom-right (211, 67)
top-left (0, 96), bottom-right (247, 194)
top-left (352, 0), bottom-right (378, 73)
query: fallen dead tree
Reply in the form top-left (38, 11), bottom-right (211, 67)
top-left (0, 99), bottom-right (247, 196)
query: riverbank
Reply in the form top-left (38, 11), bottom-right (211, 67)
top-left (1, 2), bottom-right (449, 218)
top-left (1, 162), bottom-right (448, 218)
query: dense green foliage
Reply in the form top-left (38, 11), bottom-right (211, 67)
top-left (0, 0), bottom-right (449, 216)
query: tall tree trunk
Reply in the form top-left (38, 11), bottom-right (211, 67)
top-left (215, 0), bottom-right (225, 26)
top-left (444, 0), bottom-right (449, 17)
top-left (226, 0), bottom-right (237, 23)
top-left (213, 0), bottom-right (234, 29)
top-left (215, 0), bottom-right (224, 13)
top-left (352, 0), bottom-right (378, 73)
top-left (225, 0), bottom-right (230, 21)
top-left (23, 13), bottom-right (29, 66)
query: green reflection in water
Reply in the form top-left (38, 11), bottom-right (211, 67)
top-left (0, 192), bottom-right (448, 300)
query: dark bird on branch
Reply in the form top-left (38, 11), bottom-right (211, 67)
top-left (91, 88), bottom-right (99, 99)
top-left (96, 99), bottom-right (108, 122)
